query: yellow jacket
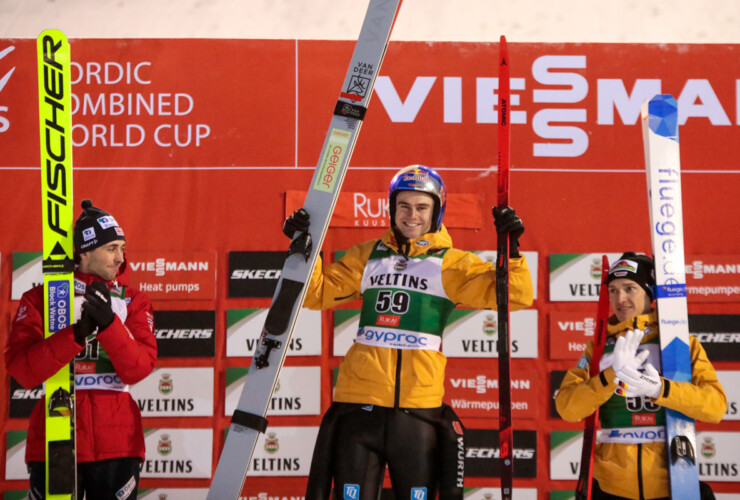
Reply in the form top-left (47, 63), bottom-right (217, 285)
top-left (304, 225), bottom-right (533, 408)
top-left (556, 312), bottom-right (727, 499)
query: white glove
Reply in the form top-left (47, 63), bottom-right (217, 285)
top-left (615, 362), bottom-right (662, 399)
top-left (611, 329), bottom-right (649, 373)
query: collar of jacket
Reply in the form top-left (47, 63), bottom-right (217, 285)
top-left (607, 310), bottom-right (659, 341)
top-left (379, 224), bottom-right (453, 257)
top-left (74, 267), bottom-right (128, 289)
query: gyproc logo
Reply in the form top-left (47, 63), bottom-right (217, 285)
top-left (0, 45), bottom-right (16, 133)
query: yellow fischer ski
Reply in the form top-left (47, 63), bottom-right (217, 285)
top-left (38, 29), bottom-right (76, 498)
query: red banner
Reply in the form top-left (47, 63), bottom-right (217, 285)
top-left (549, 310), bottom-right (596, 359)
top-left (3, 40), bottom-right (740, 173)
top-left (285, 190), bottom-right (482, 229)
top-left (126, 251), bottom-right (217, 300)
top-left (1, 39), bottom-right (739, 497)
top-left (444, 367), bottom-right (538, 419)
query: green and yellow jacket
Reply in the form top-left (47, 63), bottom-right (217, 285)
top-left (304, 224), bottom-right (533, 408)
top-left (556, 311), bottom-right (727, 499)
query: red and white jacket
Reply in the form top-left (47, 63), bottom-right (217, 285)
top-left (5, 264), bottom-right (156, 463)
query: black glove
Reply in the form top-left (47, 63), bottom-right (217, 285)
top-left (492, 206), bottom-right (525, 258)
top-left (73, 312), bottom-right (96, 346)
top-left (82, 281), bottom-right (115, 330)
top-left (282, 208), bottom-right (310, 239)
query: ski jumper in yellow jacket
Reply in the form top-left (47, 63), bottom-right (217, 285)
top-left (303, 224), bottom-right (533, 409)
top-left (556, 312), bottom-right (727, 499)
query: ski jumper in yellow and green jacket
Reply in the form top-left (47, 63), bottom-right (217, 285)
top-left (303, 224), bottom-right (534, 409)
top-left (556, 311), bottom-right (727, 499)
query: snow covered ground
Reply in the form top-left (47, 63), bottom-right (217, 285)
top-left (2, 0), bottom-right (740, 43)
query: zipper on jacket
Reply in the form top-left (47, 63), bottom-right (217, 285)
top-left (394, 349), bottom-right (402, 408)
top-left (401, 240), bottom-right (410, 258)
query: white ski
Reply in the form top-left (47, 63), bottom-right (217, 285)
top-left (642, 94), bottom-right (700, 499)
top-left (207, 1), bottom-right (403, 498)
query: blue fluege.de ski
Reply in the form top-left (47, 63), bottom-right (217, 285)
top-left (643, 93), bottom-right (699, 499)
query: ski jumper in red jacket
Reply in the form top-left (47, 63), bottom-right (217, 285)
top-left (5, 199), bottom-right (156, 499)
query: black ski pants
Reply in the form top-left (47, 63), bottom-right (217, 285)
top-left (28, 457), bottom-right (140, 500)
top-left (334, 405), bottom-right (437, 500)
top-left (307, 403), bottom-right (465, 500)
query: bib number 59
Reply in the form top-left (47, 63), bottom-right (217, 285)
top-left (375, 290), bottom-right (409, 314)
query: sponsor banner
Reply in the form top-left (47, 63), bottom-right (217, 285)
top-left (697, 431), bottom-right (740, 482)
top-left (549, 310), bottom-right (595, 359)
top-left (8, 377), bottom-right (42, 419)
top-left (127, 251), bottom-right (216, 300)
top-left (549, 430), bottom-right (740, 482)
top-left (1, 39), bottom-right (300, 168)
top-left (444, 367), bottom-right (538, 419)
top-left (550, 370), bottom-right (568, 419)
top-left (685, 255), bottom-right (740, 302)
top-left (4, 430), bottom-right (28, 480)
top-left (461, 488), bottom-right (537, 500)
top-left (549, 430), bottom-right (583, 480)
top-left (154, 310), bottom-right (216, 358)
top-left (228, 251), bottom-right (285, 298)
top-left (12, 250), bottom-right (219, 300)
top-left (599, 425), bottom-right (665, 445)
top-left (46, 279), bottom-right (72, 333)
top-left (141, 428), bottom-right (212, 478)
top-left (551, 254), bottom-right (740, 303)
top-left (465, 428), bottom-right (537, 478)
top-left (4, 491), bottom-right (34, 500)
top-left (286, 190), bottom-right (482, 229)
top-left (11, 251), bottom-right (42, 300)
top-left (247, 426), bottom-right (319, 477)
top-left (549, 492), bottom-right (576, 500)
top-left (74, 372), bottom-right (127, 392)
top-left (549, 253), bottom-right (621, 302)
top-left (283, 281), bottom-right (538, 359)
top-left (471, 251), bottom-right (539, 300)
top-left (138, 489), bottom-right (209, 499)
top-left (224, 366), bottom-right (321, 416)
top-left (226, 308), bottom-right (321, 357)
top-left (689, 314), bottom-right (740, 362)
top-left (3, 41), bottom-right (740, 170)
top-left (131, 367), bottom-right (214, 417)
top-left (334, 309), bottom-right (360, 357)
top-left (717, 371), bottom-right (740, 421)
top-left (240, 483), bottom-right (310, 500)
top-left (442, 309), bottom-right (538, 358)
